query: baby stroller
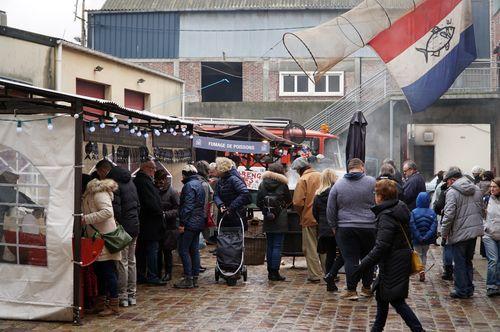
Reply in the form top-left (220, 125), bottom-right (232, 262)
top-left (215, 211), bottom-right (247, 286)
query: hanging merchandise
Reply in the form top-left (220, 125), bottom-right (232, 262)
top-left (84, 142), bottom-right (93, 160)
top-left (102, 144), bottom-right (108, 159)
top-left (91, 142), bottom-right (99, 160)
top-left (139, 146), bottom-right (150, 162)
top-left (111, 145), bottom-right (116, 162)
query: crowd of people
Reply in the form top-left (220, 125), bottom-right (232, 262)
top-left (79, 155), bottom-right (500, 331)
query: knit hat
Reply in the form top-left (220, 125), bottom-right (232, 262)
top-left (471, 165), bottom-right (484, 175)
top-left (291, 157), bottom-right (309, 171)
top-left (182, 164), bottom-right (198, 177)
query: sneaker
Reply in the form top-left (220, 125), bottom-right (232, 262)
top-left (419, 271), bottom-right (426, 282)
top-left (128, 298), bottom-right (137, 306)
top-left (173, 277), bottom-right (194, 289)
top-left (161, 273), bottom-right (172, 282)
top-left (119, 299), bottom-right (129, 307)
top-left (486, 289), bottom-right (497, 297)
top-left (340, 290), bottom-right (359, 301)
top-left (360, 287), bottom-right (373, 298)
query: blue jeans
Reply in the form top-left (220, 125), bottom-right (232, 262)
top-left (372, 299), bottom-right (423, 332)
top-left (443, 244), bottom-right (453, 266)
top-left (94, 260), bottom-right (118, 298)
top-left (451, 238), bottom-right (476, 297)
top-left (178, 230), bottom-right (201, 277)
top-left (482, 236), bottom-right (500, 290)
top-left (137, 239), bottom-right (161, 282)
top-left (336, 227), bottom-right (376, 290)
top-left (266, 233), bottom-right (284, 271)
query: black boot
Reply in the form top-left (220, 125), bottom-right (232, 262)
top-left (326, 280), bottom-right (338, 292)
top-left (441, 265), bottom-right (453, 281)
top-left (269, 269), bottom-right (286, 281)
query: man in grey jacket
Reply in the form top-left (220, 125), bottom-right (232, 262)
top-left (441, 168), bottom-right (484, 299)
top-left (327, 158), bottom-right (376, 300)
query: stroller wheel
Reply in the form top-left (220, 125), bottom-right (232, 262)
top-left (226, 278), bottom-right (237, 286)
top-left (215, 269), bottom-right (220, 282)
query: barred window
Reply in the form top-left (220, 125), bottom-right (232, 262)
top-left (0, 144), bottom-right (49, 267)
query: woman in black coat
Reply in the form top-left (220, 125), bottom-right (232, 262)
top-left (354, 179), bottom-right (423, 332)
top-left (155, 169), bottom-right (179, 282)
top-left (256, 163), bottom-right (292, 281)
top-left (312, 168), bottom-right (343, 292)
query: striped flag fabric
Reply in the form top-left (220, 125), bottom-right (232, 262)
top-left (369, 0), bottom-right (477, 113)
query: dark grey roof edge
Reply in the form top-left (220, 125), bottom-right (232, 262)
top-left (0, 26), bottom-right (58, 47)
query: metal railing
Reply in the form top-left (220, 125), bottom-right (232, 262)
top-left (304, 62), bottom-right (499, 133)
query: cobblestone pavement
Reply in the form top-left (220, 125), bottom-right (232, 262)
top-left (1, 245), bottom-right (499, 331)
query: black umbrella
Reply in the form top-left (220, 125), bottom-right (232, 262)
top-left (345, 111), bottom-right (367, 171)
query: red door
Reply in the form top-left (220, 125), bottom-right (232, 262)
top-left (124, 89), bottom-right (145, 111)
top-left (76, 79), bottom-right (106, 119)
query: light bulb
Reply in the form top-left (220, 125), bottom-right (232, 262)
top-left (112, 116), bottom-right (118, 123)
top-left (154, 129), bottom-right (161, 136)
top-left (127, 117), bottom-right (132, 124)
top-left (73, 113), bottom-right (80, 119)
top-left (169, 127), bottom-right (174, 133)
top-left (181, 127), bottom-right (186, 132)
top-left (47, 118), bottom-right (53, 130)
top-left (114, 126), bottom-right (120, 133)
top-left (99, 119), bottom-right (105, 129)
top-left (143, 131), bottom-right (149, 138)
top-left (130, 128), bottom-right (135, 134)
top-left (172, 131), bottom-right (177, 136)
top-left (182, 132), bottom-right (187, 136)
top-left (189, 134), bottom-right (193, 139)
top-left (162, 128), bottom-right (167, 133)
top-left (136, 130), bottom-right (142, 137)
top-left (89, 126), bottom-right (96, 133)
top-left (16, 121), bottom-right (22, 133)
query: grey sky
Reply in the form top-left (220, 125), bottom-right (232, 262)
top-left (1, 0), bottom-right (105, 41)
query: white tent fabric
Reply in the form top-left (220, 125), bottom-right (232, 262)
top-left (0, 115), bottom-right (75, 321)
top-left (283, 0), bottom-right (426, 82)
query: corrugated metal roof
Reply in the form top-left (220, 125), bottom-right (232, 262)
top-left (0, 78), bottom-right (194, 125)
top-left (98, 0), bottom-right (409, 12)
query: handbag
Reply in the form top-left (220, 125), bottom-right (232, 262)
top-left (90, 223), bottom-right (132, 254)
top-left (205, 203), bottom-right (216, 228)
top-left (399, 223), bottom-right (425, 275)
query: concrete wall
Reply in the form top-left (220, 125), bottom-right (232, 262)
top-left (61, 47), bottom-right (183, 117)
top-left (185, 101), bottom-right (332, 123)
top-left (0, 35), bottom-right (54, 88)
top-left (412, 124), bottom-right (491, 174)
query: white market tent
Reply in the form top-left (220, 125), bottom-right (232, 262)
top-left (0, 78), bottom-right (193, 322)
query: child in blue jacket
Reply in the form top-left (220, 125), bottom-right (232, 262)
top-left (410, 192), bottom-right (437, 282)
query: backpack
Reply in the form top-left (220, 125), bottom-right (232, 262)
top-left (263, 195), bottom-right (282, 222)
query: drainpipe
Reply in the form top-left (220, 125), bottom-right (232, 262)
top-left (55, 40), bottom-right (63, 91)
top-left (181, 82), bottom-right (185, 118)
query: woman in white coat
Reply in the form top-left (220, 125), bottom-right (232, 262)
top-left (82, 178), bottom-right (121, 315)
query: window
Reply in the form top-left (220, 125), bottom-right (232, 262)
top-left (0, 144), bottom-right (49, 267)
top-left (201, 62), bottom-right (242, 102)
top-left (279, 71), bottom-right (344, 97)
